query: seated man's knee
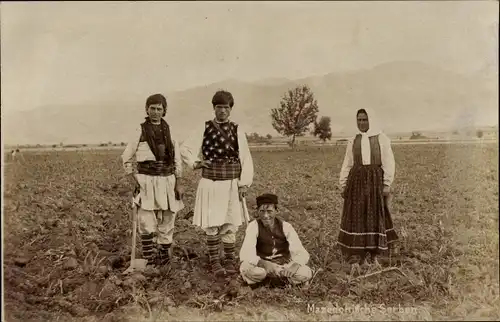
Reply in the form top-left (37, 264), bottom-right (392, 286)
top-left (240, 262), bottom-right (267, 284)
top-left (289, 265), bottom-right (313, 284)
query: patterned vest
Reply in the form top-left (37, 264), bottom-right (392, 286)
top-left (352, 134), bottom-right (382, 166)
top-left (201, 120), bottom-right (239, 163)
top-left (256, 218), bottom-right (291, 264)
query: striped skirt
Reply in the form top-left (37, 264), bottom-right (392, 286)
top-left (337, 165), bottom-right (398, 256)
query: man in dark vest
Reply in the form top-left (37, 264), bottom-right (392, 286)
top-left (121, 93), bottom-right (184, 266)
top-left (238, 193), bottom-right (312, 285)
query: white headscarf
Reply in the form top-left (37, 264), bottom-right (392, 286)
top-left (357, 107), bottom-right (382, 137)
top-left (355, 107), bottom-right (383, 165)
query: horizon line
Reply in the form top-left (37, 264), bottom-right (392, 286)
top-left (4, 126), bottom-right (498, 147)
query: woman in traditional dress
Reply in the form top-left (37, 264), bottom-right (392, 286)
top-left (337, 108), bottom-right (398, 265)
top-left (180, 90), bottom-right (254, 277)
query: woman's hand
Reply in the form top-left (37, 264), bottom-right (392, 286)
top-left (382, 185), bottom-right (391, 197)
top-left (383, 185), bottom-right (393, 211)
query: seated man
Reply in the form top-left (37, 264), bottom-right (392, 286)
top-left (239, 193), bottom-right (312, 286)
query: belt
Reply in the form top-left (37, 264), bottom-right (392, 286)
top-left (137, 161), bottom-right (175, 176)
top-left (201, 160), bottom-right (241, 181)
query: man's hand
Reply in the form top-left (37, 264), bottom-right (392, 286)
top-left (281, 262), bottom-right (300, 278)
top-left (194, 160), bottom-right (212, 170)
top-left (174, 180), bottom-right (184, 200)
top-left (382, 185), bottom-right (391, 197)
top-left (127, 173), bottom-right (140, 192)
top-left (238, 186), bottom-right (248, 201)
top-left (258, 260), bottom-right (282, 277)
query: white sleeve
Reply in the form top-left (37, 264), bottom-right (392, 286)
top-left (339, 139), bottom-right (354, 189)
top-left (173, 137), bottom-right (183, 178)
top-left (379, 133), bottom-right (395, 186)
top-left (180, 127), bottom-right (204, 170)
top-left (237, 125), bottom-right (254, 187)
top-left (239, 221), bottom-right (260, 265)
top-left (283, 222), bottom-right (310, 266)
top-left (121, 126), bottom-right (141, 175)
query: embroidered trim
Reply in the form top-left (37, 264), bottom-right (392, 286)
top-left (336, 241), bottom-right (389, 250)
top-left (339, 228), bottom-right (394, 236)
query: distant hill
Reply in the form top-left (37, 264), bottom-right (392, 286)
top-left (3, 61), bottom-right (497, 145)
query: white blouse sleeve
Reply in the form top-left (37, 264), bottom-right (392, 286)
top-left (237, 125), bottom-right (254, 187)
top-left (121, 126), bottom-right (142, 175)
top-left (172, 137), bottom-right (183, 178)
top-left (283, 222), bottom-right (310, 266)
top-left (379, 133), bottom-right (395, 186)
top-left (339, 139), bottom-right (354, 189)
top-left (238, 221), bottom-right (260, 266)
top-left (179, 127), bottom-right (204, 170)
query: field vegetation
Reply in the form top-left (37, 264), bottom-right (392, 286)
top-left (3, 143), bottom-right (498, 321)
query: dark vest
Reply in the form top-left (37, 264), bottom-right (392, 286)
top-left (201, 120), bottom-right (239, 163)
top-left (352, 134), bottom-right (382, 166)
top-left (139, 117), bottom-right (175, 165)
top-left (256, 218), bottom-right (291, 264)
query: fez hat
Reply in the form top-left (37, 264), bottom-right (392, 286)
top-left (256, 193), bottom-right (278, 208)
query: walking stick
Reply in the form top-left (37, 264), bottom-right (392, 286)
top-left (241, 196), bottom-right (249, 226)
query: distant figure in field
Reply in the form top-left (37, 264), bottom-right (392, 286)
top-left (338, 108), bottom-right (398, 265)
top-left (239, 193), bottom-right (312, 286)
top-left (121, 93), bottom-right (185, 267)
top-left (10, 149), bottom-right (23, 162)
top-left (180, 90), bottom-right (254, 277)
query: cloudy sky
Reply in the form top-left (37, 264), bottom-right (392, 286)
top-left (1, 1), bottom-right (498, 113)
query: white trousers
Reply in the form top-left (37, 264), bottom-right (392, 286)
top-left (138, 208), bottom-right (176, 244)
top-left (239, 261), bottom-right (312, 285)
top-left (203, 223), bottom-right (236, 243)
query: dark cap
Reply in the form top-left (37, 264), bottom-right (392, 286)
top-left (256, 193), bottom-right (278, 208)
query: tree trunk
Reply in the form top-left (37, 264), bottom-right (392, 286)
top-left (291, 134), bottom-right (296, 148)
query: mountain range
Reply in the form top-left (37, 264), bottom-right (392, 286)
top-left (3, 61), bottom-right (497, 145)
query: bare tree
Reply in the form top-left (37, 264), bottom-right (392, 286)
top-left (271, 85), bottom-right (319, 148)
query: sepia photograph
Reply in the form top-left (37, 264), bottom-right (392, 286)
top-left (1, 1), bottom-right (498, 321)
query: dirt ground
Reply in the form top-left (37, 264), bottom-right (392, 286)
top-left (2, 143), bottom-right (499, 321)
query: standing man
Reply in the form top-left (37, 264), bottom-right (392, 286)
top-left (181, 90), bottom-right (254, 277)
top-left (121, 93), bottom-right (185, 267)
